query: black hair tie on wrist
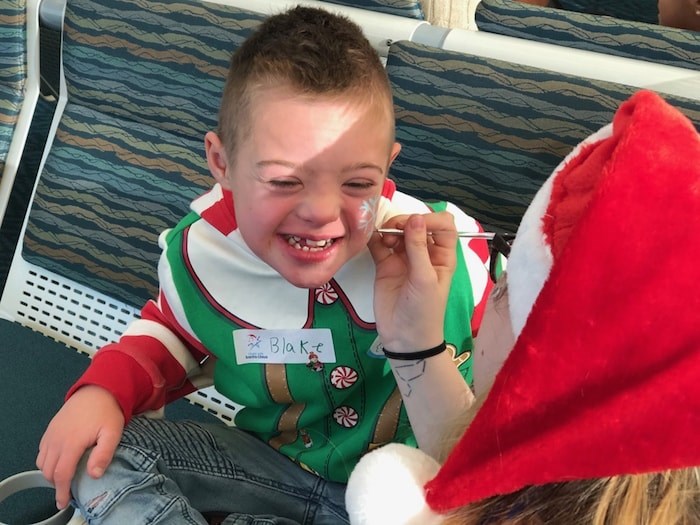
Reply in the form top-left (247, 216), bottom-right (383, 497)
top-left (383, 341), bottom-right (447, 360)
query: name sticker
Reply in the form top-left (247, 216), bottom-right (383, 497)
top-left (233, 329), bottom-right (336, 364)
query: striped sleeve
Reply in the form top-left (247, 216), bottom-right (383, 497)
top-left (66, 297), bottom-right (215, 422)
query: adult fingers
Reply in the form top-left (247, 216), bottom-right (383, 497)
top-left (402, 215), bottom-right (437, 287)
top-left (367, 231), bottom-right (394, 266)
top-left (421, 212), bottom-right (458, 277)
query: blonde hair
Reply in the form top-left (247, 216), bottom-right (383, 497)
top-left (443, 468), bottom-right (700, 525)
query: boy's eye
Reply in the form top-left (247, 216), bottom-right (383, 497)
top-left (344, 180), bottom-right (375, 190)
top-left (268, 179), bottom-right (301, 189)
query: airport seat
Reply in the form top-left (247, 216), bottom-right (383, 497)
top-left (474, 0), bottom-right (700, 72)
top-left (324, 0), bottom-right (424, 19)
top-left (557, 0), bottom-right (658, 25)
top-left (0, 0), bottom-right (42, 240)
top-left (0, 0), bottom-right (28, 170)
top-left (386, 40), bottom-right (700, 233)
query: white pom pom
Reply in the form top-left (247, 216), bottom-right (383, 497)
top-left (345, 443), bottom-right (444, 525)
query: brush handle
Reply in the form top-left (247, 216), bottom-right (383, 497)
top-left (375, 228), bottom-right (496, 240)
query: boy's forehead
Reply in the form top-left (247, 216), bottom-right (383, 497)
top-left (224, 85), bottom-right (397, 170)
top-left (245, 84), bottom-right (395, 131)
top-left (220, 82), bottom-right (396, 160)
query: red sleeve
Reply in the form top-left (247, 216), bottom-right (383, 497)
top-left (66, 348), bottom-right (154, 422)
top-left (65, 300), bottom-right (207, 422)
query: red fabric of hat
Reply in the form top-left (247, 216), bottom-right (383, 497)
top-left (425, 90), bottom-right (700, 512)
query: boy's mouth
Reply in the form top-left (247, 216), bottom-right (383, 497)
top-left (284, 234), bottom-right (336, 252)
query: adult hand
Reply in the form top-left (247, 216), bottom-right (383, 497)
top-left (369, 212), bottom-right (457, 355)
top-left (36, 385), bottom-right (124, 509)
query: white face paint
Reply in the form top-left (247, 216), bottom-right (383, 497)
top-left (357, 196), bottom-right (380, 237)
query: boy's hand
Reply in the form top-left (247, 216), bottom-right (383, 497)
top-left (368, 212), bottom-right (457, 354)
top-left (36, 385), bottom-right (124, 509)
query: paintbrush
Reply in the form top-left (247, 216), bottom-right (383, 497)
top-left (375, 228), bottom-right (496, 240)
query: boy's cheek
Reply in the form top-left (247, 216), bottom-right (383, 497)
top-left (356, 195), bottom-right (380, 238)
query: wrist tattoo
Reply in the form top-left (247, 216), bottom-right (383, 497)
top-left (393, 359), bottom-right (427, 397)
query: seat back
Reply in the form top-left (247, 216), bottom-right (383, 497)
top-left (557, 0), bottom-right (658, 24)
top-left (474, 0), bottom-right (700, 72)
top-left (0, 0), bottom-right (41, 222)
top-left (222, 0), bottom-right (429, 60)
top-left (386, 40), bottom-right (700, 233)
top-left (0, 0), bottom-right (26, 168)
top-left (24, 0), bottom-right (266, 306)
top-left (324, 0), bottom-right (424, 19)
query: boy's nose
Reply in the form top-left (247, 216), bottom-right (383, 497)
top-left (296, 191), bottom-right (342, 226)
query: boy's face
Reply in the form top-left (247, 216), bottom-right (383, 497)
top-left (207, 86), bottom-right (400, 289)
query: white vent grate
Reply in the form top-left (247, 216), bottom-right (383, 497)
top-left (16, 267), bottom-right (137, 355)
top-left (2, 258), bottom-right (239, 423)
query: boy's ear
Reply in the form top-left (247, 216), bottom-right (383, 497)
top-left (205, 131), bottom-right (232, 190)
top-left (389, 142), bottom-right (401, 166)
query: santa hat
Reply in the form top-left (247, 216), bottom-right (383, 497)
top-left (346, 90), bottom-right (700, 524)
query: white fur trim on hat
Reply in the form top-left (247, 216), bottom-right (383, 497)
top-left (346, 444), bottom-right (443, 525)
top-left (507, 124), bottom-right (613, 337)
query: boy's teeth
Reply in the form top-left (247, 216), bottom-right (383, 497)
top-left (286, 235), bottom-right (334, 251)
top-left (306, 239), bottom-right (329, 247)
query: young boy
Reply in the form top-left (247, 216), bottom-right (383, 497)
top-left (37, 6), bottom-right (491, 524)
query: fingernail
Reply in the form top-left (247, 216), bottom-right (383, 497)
top-left (93, 466), bottom-right (104, 477)
top-left (56, 501), bottom-right (64, 510)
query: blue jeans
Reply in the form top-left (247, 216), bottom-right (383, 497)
top-left (71, 417), bottom-right (349, 524)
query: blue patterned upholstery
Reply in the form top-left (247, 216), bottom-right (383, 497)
top-left (475, 0), bottom-right (700, 72)
top-left (324, 0), bottom-right (424, 18)
top-left (21, 0), bottom-right (264, 308)
top-left (0, 0), bottom-right (26, 177)
top-left (387, 40), bottom-right (700, 233)
top-left (558, 0), bottom-right (658, 24)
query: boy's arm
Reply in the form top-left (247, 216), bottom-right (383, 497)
top-left (369, 212), bottom-right (477, 459)
top-left (38, 295), bottom-right (211, 509)
top-left (67, 297), bottom-right (212, 421)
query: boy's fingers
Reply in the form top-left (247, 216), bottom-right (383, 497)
top-left (52, 447), bottom-right (83, 509)
top-left (36, 444), bottom-right (47, 472)
top-left (87, 428), bottom-right (121, 479)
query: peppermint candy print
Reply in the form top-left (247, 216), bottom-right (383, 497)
top-left (333, 406), bottom-right (359, 428)
top-left (315, 282), bottom-right (338, 305)
top-left (330, 366), bottom-right (358, 389)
